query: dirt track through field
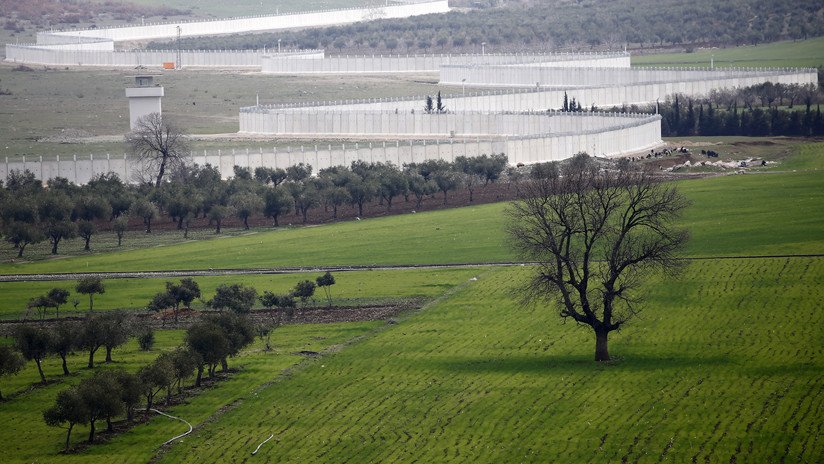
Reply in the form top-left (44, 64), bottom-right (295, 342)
top-left (1, 254), bottom-right (824, 282)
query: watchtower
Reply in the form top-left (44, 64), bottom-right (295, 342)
top-left (125, 74), bottom-right (164, 130)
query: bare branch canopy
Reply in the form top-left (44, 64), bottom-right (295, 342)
top-left (506, 153), bottom-right (690, 361)
top-left (125, 113), bottom-right (191, 187)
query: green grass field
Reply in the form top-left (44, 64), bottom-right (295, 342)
top-left (0, 267), bottom-right (483, 319)
top-left (3, 143), bottom-right (824, 274)
top-left (632, 36), bottom-right (824, 68)
top-left (0, 165), bottom-right (821, 462)
top-left (147, 258), bottom-right (824, 462)
top-left (0, 320), bottom-right (384, 463)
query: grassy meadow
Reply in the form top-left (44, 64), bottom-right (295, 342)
top-left (3, 143), bottom-right (824, 274)
top-left (0, 152), bottom-right (821, 462)
top-left (0, 67), bottom-right (438, 158)
top-left (0, 267), bottom-right (483, 319)
top-left (157, 258), bottom-right (824, 463)
top-left (0, 27), bottom-right (823, 462)
top-left (0, 321), bottom-right (384, 463)
top-left (632, 36), bottom-right (824, 68)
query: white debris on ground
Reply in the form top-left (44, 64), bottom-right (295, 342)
top-left (666, 158), bottom-right (772, 172)
top-left (37, 128), bottom-right (95, 143)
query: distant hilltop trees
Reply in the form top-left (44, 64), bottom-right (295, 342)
top-left (148, 0), bottom-right (824, 54)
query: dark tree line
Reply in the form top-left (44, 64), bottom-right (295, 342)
top-left (40, 311), bottom-right (254, 451)
top-left (597, 83), bottom-right (824, 137)
top-left (1, 154), bottom-right (508, 258)
top-left (147, 0), bottom-right (824, 54)
top-left (4, 310), bottom-right (132, 391)
top-left (36, 277), bottom-right (283, 452)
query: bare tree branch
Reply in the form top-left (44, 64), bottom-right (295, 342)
top-left (125, 113), bottom-right (191, 187)
top-left (506, 153), bottom-right (690, 361)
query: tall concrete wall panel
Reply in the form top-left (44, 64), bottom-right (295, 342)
top-left (8, 1), bottom-right (447, 67)
top-left (2, 113), bottom-right (661, 185)
top-left (260, 51), bottom-right (630, 74)
top-left (441, 65), bottom-right (818, 88)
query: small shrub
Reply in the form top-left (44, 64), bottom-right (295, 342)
top-left (137, 328), bottom-right (155, 351)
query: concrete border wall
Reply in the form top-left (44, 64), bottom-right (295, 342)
top-left (5, 1), bottom-right (449, 67)
top-left (2, 113), bottom-right (661, 184)
top-left (260, 52), bottom-right (630, 74)
top-left (4, 46), bottom-right (323, 68)
top-left (440, 65), bottom-right (819, 89)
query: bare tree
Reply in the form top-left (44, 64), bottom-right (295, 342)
top-left (506, 154), bottom-right (689, 362)
top-left (125, 113), bottom-right (191, 187)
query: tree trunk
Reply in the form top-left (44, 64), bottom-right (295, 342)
top-left (51, 238), bottom-right (59, 254)
top-left (65, 423), bottom-right (74, 451)
top-left (17, 243), bottom-right (25, 258)
top-left (221, 358), bottom-right (228, 372)
top-left (244, 216), bottom-right (250, 229)
top-left (61, 354), bottom-right (70, 375)
top-left (105, 346), bottom-right (113, 363)
top-left (595, 329), bottom-right (610, 362)
top-left (84, 236), bottom-right (91, 251)
top-left (35, 358), bottom-right (46, 383)
top-left (88, 419), bottom-right (96, 443)
top-left (195, 365), bottom-right (203, 386)
top-left (106, 416), bottom-right (113, 432)
top-left (117, 234), bottom-right (123, 246)
top-left (89, 294), bottom-right (94, 311)
top-left (88, 348), bottom-right (96, 368)
top-left (155, 157), bottom-right (167, 188)
top-left (273, 215), bottom-right (279, 227)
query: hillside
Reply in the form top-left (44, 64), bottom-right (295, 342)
top-left (148, 0), bottom-right (824, 54)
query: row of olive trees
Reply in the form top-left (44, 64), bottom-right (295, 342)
top-left (26, 277), bottom-right (105, 320)
top-left (41, 311), bottom-right (255, 451)
top-left (0, 311), bottom-right (133, 397)
top-left (0, 170), bottom-right (137, 256)
top-left (1, 146), bottom-right (509, 258)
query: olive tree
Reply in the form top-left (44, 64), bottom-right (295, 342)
top-left (316, 272), bottom-right (336, 307)
top-left (14, 325), bottom-right (51, 383)
top-left (208, 283), bottom-right (257, 314)
top-left (47, 288), bottom-right (70, 318)
top-left (76, 277), bottom-right (105, 311)
top-left (43, 387), bottom-right (88, 451)
top-left (0, 345), bottom-right (25, 400)
top-left (292, 280), bottom-right (316, 307)
top-left (49, 321), bottom-right (79, 376)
